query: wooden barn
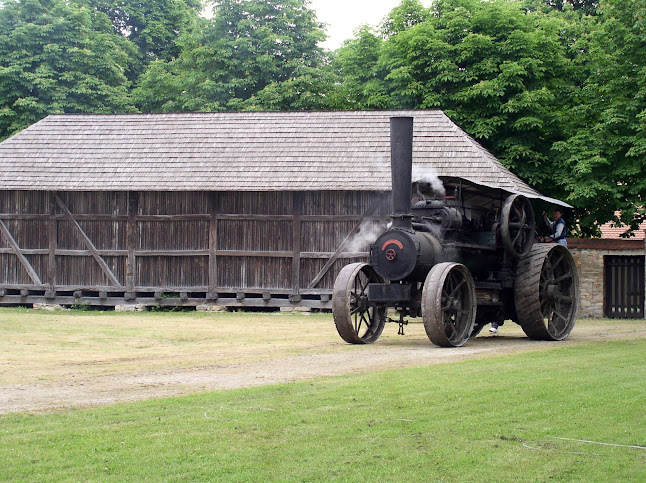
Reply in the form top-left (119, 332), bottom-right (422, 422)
top-left (0, 110), bottom-right (553, 310)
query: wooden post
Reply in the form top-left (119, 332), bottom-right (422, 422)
top-left (208, 192), bottom-right (218, 297)
top-left (126, 192), bottom-right (138, 293)
top-left (291, 191), bottom-right (303, 298)
top-left (47, 191), bottom-right (57, 296)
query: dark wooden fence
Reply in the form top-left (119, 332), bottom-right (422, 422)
top-left (604, 255), bottom-right (645, 319)
top-left (0, 190), bottom-right (388, 309)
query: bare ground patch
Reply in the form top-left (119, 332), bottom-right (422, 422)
top-left (1, 308), bottom-right (644, 414)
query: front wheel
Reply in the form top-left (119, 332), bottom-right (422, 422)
top-left (332, 263), bottom-right (386, 344)
top-left (422, 263), bottom-right (477, 347)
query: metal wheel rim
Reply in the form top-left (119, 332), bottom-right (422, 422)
top-left (514, 244), bottom-right (579, 341)
top-left (333, 263), bottom-right (385, 344)
top-left (539, 246), bottom-right (577, 339)
top-left (423, 263), bottom-right (476, 347)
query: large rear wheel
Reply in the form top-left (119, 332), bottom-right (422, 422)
top-left (514, 244), bottom-right (579, 340)
top-left (422, 263), bottom-right (476, 347)
top-left (332, 263), bottom-right (386, 344)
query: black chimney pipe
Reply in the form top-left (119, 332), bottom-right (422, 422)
top-left (390, 117), bottom-right (414, 231)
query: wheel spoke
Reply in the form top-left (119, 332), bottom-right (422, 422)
top-left (550, 253), bottom-right (565, 272)
top-left (553, 273), bottom-right (573, 284)
top-left (450, 279), bottom-right (467, 298)
top-left (512, 227), bottom-right (523, 246)
top-left (512, 205), bottom-right (521, 220)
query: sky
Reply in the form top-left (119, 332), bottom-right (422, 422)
top-left (309, 0), bottom-right (431, 50)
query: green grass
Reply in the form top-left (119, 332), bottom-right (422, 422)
top-left (1, 339), bottom-right (645, 482)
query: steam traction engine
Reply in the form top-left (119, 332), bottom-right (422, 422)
top-left (332, 117), bottom-right (579, 347)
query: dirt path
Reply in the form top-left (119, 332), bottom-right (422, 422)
top-left (1, 312), bottom-right (644, 414)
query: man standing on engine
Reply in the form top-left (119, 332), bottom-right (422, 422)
top-left (542, 209), bottom-right (567, 247)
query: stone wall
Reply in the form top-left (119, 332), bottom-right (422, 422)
top-left (568, 237), bottom-right (646, 318)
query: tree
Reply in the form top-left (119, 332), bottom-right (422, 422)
top-left (329, 26), bottom-right (389, 110)
top-left (134, 0), bottom-right (329, 112)
top-left (526, 0), bottom-right (600, 15)
top-left (380, 0), bottom-right (429, 38)
top-left (382, 0), bottom-right (580, 194)
top-left (0, 0), bottom-right (137, 141)
top-left (87, 0), bottom-right (203, 80)
top-left (552, 0), bottom-right (646, 235)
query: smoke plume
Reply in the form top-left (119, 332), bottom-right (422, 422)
top-left (413, 167), bottom-right (446, 199)
top-left (342, 219), bottom-right (387, 253)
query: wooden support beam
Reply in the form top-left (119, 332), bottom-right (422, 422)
top-left (55, 195), bottom-right (121, 287)
top-left (307, 200), bottom-right (383, 289)
top-left (292, 192), bottom-right (303, 296)
top-left (208, 192), bottom-right (218, 296)
top-left (126, 192), bottom-right (137, 293)
top-left (47, 192), bottom-right (56, 295)
top-left (0, 218), bottom-right (43, 285)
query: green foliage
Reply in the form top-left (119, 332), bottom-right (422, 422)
top-left (329, 26), bottom-right (389, 109)
top-left (526, 0), bottom-right (600, 15)
top-left (133, 0), bottom-right (330, 112)
top-left (0, 0), bottom-right (137, 140)
top-left (87, 0), bottom-right (203, 79)
top-left (382, 0), bottom-right (579, 192)
top-left (1, 338), bottom-right (644, 480)
top-left (380, 0), bottom-right (429, 38)
top-left (552, 0), bottom-right (646, 234)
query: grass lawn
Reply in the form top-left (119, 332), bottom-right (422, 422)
top-left (0, 307), bottom-right (343, 385)
top-left (1, 338), bottom-right (644, 481)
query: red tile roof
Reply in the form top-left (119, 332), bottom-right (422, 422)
top-left (599, 217), bottom-right (646, 240)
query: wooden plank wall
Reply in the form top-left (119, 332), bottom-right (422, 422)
top-left (0, 190), bottom-right (388, 308)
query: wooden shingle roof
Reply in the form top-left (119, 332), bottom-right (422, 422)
top-left (0, 110), bottom-right (549, 199)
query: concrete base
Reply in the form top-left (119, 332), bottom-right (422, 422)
top-left (115, 304), bottom-right (148, 312)
top-left (196, 305), bottom-right (227, 312)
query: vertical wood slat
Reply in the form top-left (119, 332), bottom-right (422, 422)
top-left (209, 192), bottom-right (218, 294)
top-left (126, 192), bottom-right (137, 292)
top-left (47, 191), bottom-right (56, 293)
top-left (292, 192), bottom-right (303, 296)
top-left (0, 218), bottom-right (43, 285)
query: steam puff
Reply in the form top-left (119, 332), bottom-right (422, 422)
top-left (343, 220), bottom-right (386, 253)
top-left (412, 167), bottom-right (446, 198)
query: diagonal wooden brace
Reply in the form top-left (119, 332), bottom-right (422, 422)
top-left (0, 218), bottom-right (43, 285)
top-left (55, 195), bottom-right (122, 287)
top-left (307, 199), bottom-right (386, 289)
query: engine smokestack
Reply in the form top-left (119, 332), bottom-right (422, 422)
top-left (390, 117), bottom-right (414, 231)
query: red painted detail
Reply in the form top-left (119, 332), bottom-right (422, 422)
top-left (381, 239), bottom-right (404, 251)
top-left (385, 249), bottom-right (397, 261)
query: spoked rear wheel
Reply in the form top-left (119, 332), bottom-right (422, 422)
top-left (423, 263), bottom-right (476, 347)
top-left (515, 244), bottom-right (579, 340)
top-left (332, 263), bottom-right (386, 344)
